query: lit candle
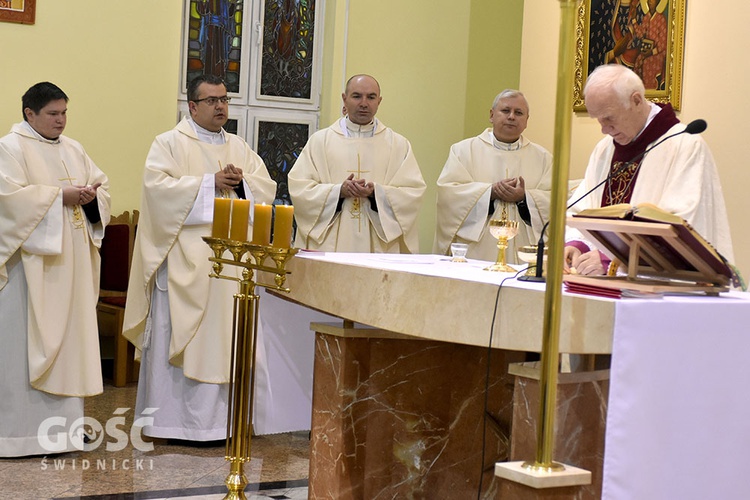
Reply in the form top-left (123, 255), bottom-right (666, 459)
top-left (229, 199), bottom-right (250, 241)
top-left (272, 205), bottom-right (294, 248)
top-left (212, 198), bottom-right (231, 239)
top-left (251, 203), bottom-right (272, 246)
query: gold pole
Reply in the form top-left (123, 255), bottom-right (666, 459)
top-left (224, 272), bottom-right (255, 499)
top-left (522, 0), bottom-right (577, 472)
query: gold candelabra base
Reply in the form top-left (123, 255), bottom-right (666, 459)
top-left (224, 459), bottom-right (249, 499)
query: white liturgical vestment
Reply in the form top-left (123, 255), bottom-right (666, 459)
top-left (123, 118), bottom-right (275, 440)
top-left (568, 122), bottom-right (734, 262)
top-left (288, 118), bottom-right (426, 253)
top-left (0, 122), bottom-right (111, 456)
top-left (434, 130), bottom-right (552, 263)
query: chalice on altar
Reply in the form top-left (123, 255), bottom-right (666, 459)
top-left (484, 218), bottom-right (519, 272)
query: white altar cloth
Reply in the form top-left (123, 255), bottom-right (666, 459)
top-left (603, 291), bottom-right (750, 499)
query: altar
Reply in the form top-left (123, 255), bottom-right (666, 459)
top-left (277, 251), bottom-right (750, 499)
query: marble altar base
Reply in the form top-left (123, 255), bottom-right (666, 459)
top-left (308, 323), bottom-right (526, 499)
top-left (497, 362), bottom-right (609, 499)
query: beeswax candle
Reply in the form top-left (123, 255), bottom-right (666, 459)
top-left (251, 203), bottom-right (272, 245)
top-left (229, 199), bottom-right (250, 241)
top-left (212, 198), bottom-right (231, 238)
top-left (272, 205), bottom-right (294, 248)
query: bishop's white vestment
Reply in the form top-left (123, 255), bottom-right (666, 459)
top-left (568, 122), bottom-right (734, 262)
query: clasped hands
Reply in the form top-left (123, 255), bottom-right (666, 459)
top-left (491, 176), bottom-right (525, 203)
top-left (62, 183), bottom-right (102, 206)
top-left (340, 173), bottom-right (374, 198)
top-left (215, 163), bottom-right (244, 191)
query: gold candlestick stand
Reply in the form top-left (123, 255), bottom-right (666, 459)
top-left (202, 236), bottom-right (297, 500)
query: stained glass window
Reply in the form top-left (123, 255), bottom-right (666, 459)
top-left (186, 0), bottom-right (244, 93)
top-left (256, 120), bottom-right (310, 205)
top-left (260, 0), bottom-right (316, 99)
top-left (224, 119), bottom-right (239, 135)
top-left (179, 0), bottom-right (322, 208)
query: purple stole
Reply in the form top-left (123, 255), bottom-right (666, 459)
top-left (602, 103), bottom-right (680, 206)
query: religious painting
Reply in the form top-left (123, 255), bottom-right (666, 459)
top-left (256, 0), bottom-right (320, 106)
top-left (573, 0), bottom-right (686, 111)
top-left (182, 0), bottom-right (248, 97)
top-left (251, 112), bottom-right (316, 205)
top-left (0, 0), bottom-right (35, 24)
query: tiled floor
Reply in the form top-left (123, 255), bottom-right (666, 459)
top-left (0, 381), bottom-right (309, 500)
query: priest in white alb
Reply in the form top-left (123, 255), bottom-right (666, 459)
top-left (288, 74), bottom-right (426, 253)
top-left (434, 90), bottom-right (552, 263)
top-left (123, 75), bottom-right (276, 441)
top-left (0, 82), bottom-right (111, 457)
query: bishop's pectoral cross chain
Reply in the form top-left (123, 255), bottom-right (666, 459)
top-left (347, 153), bottom-right (370, 232)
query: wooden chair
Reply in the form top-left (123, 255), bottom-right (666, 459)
top-left (97, 210), bottom-right (139, 387)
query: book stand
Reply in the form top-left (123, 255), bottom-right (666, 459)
top-left (563, 217), bottom-right (731, 295)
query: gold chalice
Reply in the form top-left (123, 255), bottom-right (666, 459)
top-left (484, 218), bottom-right (519, 272)
top-left (517, 245), bottom-right (548, 277)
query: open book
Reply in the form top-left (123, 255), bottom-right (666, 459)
top-left (575, 202), bottom-right (683, 224)
top-left (566, 203), bottom-right (737, 294)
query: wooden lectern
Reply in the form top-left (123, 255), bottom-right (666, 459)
top-left (564, 203), bottom-right (732, 295)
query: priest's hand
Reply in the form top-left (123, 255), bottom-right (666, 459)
top-left (564, 247), bottom-right (605, 276)
top-left (62, 185), bottom-right (99, 206)
top-left (341, 173), bottom-right (374, 198)
top-left (491, 176), bottom-right (525, 202)
top-left (357, 179), bottom-right (375, 198)
top-left (79, 183), bottom-right (101, 204)
top-left (216, 164), bottom-right (243, 191)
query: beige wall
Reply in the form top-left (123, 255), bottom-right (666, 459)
top-left (520, 1), bottom-right (750, 275)
top-left (0, 0), bottom-right (183, 216)
top-left (464, 0), bottom-right (524, 133)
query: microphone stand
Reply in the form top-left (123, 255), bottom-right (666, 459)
top-left (517, 120), bottom-right (705, 282)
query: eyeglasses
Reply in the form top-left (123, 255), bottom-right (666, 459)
top-left (192, 96), bottom-right (232, 106)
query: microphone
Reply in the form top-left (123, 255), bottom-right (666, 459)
top-left (518, 118), bottom-right (707, 282)
top-left (685, 118), bottom-right (707, 135)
